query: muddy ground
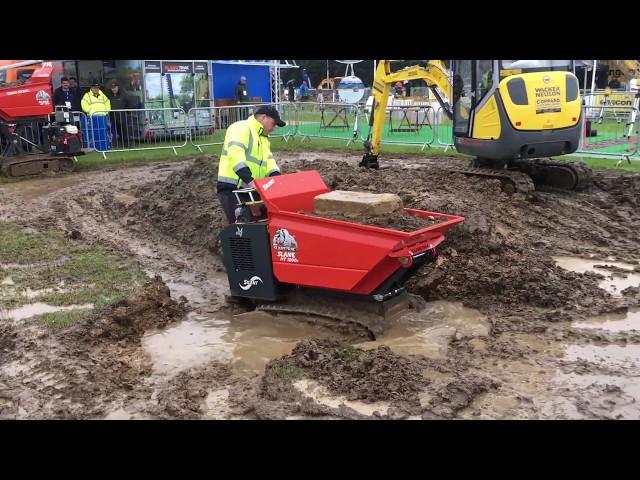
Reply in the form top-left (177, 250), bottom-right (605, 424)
top-left (1, 152), bottom-right (639, 419)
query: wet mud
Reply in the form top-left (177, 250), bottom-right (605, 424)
top-left (307, 209), bottom-right (445, 231)
top-left (1, 152), bottom-right (639, 419)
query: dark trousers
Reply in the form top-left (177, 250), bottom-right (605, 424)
top-left (238, 105), bottom-right (250, 121)
top-left (217, 189), bottom-right (238, 224)
top-left (109, 112), bottom-right (129, 145)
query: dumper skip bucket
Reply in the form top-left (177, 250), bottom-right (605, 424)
top-left (253, 170), bottom-right (464, 296)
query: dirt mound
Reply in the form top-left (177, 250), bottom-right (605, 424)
top-left (594, 172), bottom-right (640, 207)
top-left (63, 275), bottom-right (189, 343)
top-left (308, 210), bottom-right (444, 231)
top-left (117, 157), bottom-right (227, 254)
top-left (110, 155), bottom-right (634, 318)
top-left (263, 338), bottom-right (429, 404)
top-left (411, 240), bottom-right (608, 310)
top-left (425, 373), bottom-right (500, 418)
top-left (153, 362), bottom-right (234, 419)
top-left (27, 276), bottom-right (191, 418)
top-left (252, 337), bottom-right (501, 419)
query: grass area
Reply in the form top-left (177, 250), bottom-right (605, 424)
top-left (0, 223), bottom-right (68, 263)
top-left (36, 308), bottom-right (94, 329)
top-left (67, 135), bottom-right (463, 172)
top-left (270, 361), bottom-right (304, 380)
top-left (570, 155), bottom-right (640, 172)
top-left (0, 222), bottom-right (147, 326)
top-left (577, 117), bottom-right (638, 155)
top-left (74, 144), bottom-right (207, 171)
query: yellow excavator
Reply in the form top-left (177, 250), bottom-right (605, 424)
top-left (361, 60), bottom-right (593, 193)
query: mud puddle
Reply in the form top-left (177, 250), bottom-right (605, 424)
top-left (0, 302), bottom-right (94, 321)
top-left (359, 301), bottom-right (489, 358)
top-left (565, 344), bottom-right (640, 369)
top-left (142, 313), bottom-right (233, 376)
top-left (143, 310), bottom-right (340, 377)
top-left (1, 174), bottom-right (84, 201)
top-left (553, 256), bottom-right (640, 296)
top-left (103, 408), bottom-right (151, 420)
top-left (141, 268), bottom-right (228, 310)
top-left (1, 285), bottom-right (70, 299)
top-left (554, 307), bottom-right (640, 419)
top-left (144, 300), bottom-right (488, 379)
top-left (293, 379), bottom-right (391, 417)
top-left (555, 372), bottom-right (640, 419)
top-left (573, 307), bottom-right (640, 332)
top-left (566, 308), bottom-right (640, 370)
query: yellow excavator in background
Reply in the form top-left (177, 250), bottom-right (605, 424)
top-left (361, 60), bottom-right (593, 193)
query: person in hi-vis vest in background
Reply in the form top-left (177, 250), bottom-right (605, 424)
top-left (81, 80), bottom-right (111, 115)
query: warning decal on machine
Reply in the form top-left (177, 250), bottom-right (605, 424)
top-left (35, 90), bottom-right (51, 106)
top-left (534, 86), bottom-right (561, 114)
top-left (272, 228), bottom-right (299, 263)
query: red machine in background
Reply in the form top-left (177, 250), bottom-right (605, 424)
top-left (219, 170), bottom-right (464, 338)
top-left (0, 61), bottom-right (82, 176)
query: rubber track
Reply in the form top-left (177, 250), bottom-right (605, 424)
top-left (450, 159), bottom-right (593, 194)
top-left (518, 158), bottom-right (593, 191)
top-left (256, 297), bottom-right (386, 340)
top-left (2, 156), bottom-right (75, 177)
top-left (448, 166), bottom-right (536, 195)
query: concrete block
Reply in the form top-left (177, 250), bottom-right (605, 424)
top-left (314, 190), bottom-right (403, 216)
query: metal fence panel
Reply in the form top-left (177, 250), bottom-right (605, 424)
top-left (187, 102), bottom-right (297, 151)
top-left (296, 102), bottom-right (360, 144)
top-left (576, 105), bottom-right (639, 158)
top-left (358, 100), bottom-right (438, 150)
top-left (433, 107), bottom-right (454, 151)
top-left (88, 108), bottom-right (188, 157)
top-left (71, 99), bottom-right (638, 164)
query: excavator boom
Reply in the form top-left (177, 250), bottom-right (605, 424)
top-left (361, 60), bottom-right (452, 168)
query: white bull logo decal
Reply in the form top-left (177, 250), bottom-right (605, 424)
top-left (272, 228), bottom-right (298, 251)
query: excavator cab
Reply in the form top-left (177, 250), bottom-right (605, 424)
top-left (452, 60), bottom-right (582, 162)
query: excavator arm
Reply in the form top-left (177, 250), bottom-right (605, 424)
top-left (361, 60), bottom-right (453, 168)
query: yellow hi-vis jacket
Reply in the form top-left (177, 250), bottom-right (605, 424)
top-left (217, 115), bottom-right (280, 190)
top-left (81, 90), bottom-right (111, 115)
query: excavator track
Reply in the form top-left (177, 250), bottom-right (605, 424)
top-left (448, 166), bottom-right (536, 195)
top-left (256, 297), bottom-right (386, 340)
top-left (254, 291), bottom-right (427, 340)
top-left (449, 158), bottom-right (593, 195)
top-left (512, 158), bottom-right (593, 191)
top-left (1, 155), bottom-right (75, 177)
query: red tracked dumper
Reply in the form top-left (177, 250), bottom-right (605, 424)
top-left (220, 170), bottom-right (464, 339)
top-left (0, 62), bottom-right (82, 176)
